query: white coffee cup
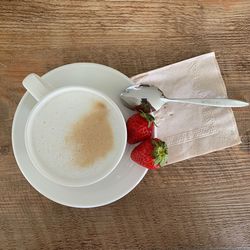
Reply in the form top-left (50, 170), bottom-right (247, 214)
top-left (23, 73), bottom-right (127, 187)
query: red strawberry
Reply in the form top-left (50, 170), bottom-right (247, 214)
top-left (126, 111), bottom-right (155, 144)
top-left (131, 138), bottom-right (168, 170)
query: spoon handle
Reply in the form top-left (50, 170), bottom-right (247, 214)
top-left (166, 98), bottom-right (249, 108)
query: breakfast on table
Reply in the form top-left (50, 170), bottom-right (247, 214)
top-left (12, 53), bottom-right (249, 207)
top-left (4, 1), bottom-right (250, 248)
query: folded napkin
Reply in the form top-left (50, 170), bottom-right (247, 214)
top-left (131, 52), bottom-right (241, 164)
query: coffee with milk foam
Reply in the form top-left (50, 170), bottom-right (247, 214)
top-left (28, 89), bottom-right (122, 185)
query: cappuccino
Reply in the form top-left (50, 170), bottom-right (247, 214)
top-left (25, 87), bottom-right (126, 186)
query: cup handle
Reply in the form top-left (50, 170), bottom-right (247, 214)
top-left (22, 73), bottom-right (52, 101)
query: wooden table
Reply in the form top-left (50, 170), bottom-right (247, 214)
top-left (1, 1), bottom-right (250, 249)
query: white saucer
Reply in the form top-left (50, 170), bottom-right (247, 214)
top-left (12, 63), bottom-right (148, 208)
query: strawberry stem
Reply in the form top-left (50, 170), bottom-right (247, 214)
top-left (152, 139), bottom-right (168, 167)
top-left (139, 111), bottom-right (156, 128)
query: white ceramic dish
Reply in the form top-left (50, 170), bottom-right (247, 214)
top-left (12, 63), bottom-right (148, 208)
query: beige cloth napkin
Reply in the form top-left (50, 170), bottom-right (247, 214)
top-left (131, 52), bottom-right (241, 164)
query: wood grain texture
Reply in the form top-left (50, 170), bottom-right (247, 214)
top-left (0, 0), bottom-right (250, 249)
